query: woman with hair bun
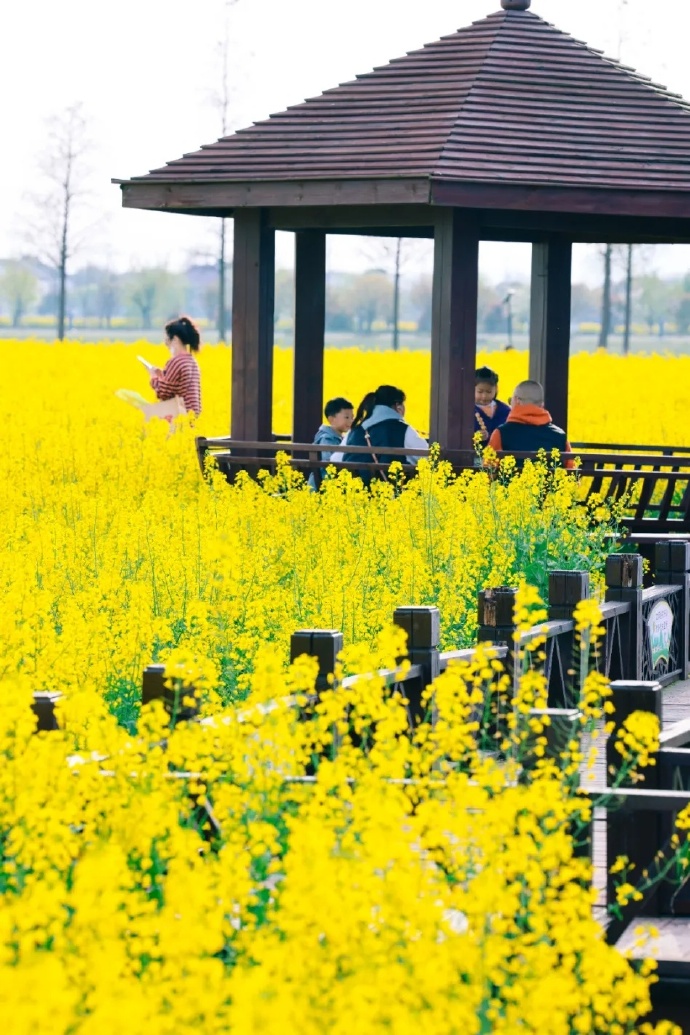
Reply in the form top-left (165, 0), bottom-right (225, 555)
top-left (150, 315), bottom-right (202, 417)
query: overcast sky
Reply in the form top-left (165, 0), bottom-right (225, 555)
top-left (3, 0), bottom-right (689, 285)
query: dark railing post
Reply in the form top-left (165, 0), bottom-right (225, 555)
top-left (605, 679), bottom-right (663, 921)
top-left (290, 630), bottom-right (344, 768)
top-left (605, 554), bottom-right (644, 681)
top-left (393, 606), bottom-right (441, 723)
top-left (142, 663), bottom-right (166, 706)
top-left (290, 629), bottom-right (344, 693)
top-left (547, 570), bottom-right (590, 708)
top-left (478, 586), bottom-right (518, 691)
top-left (654, 540), bottom-right (690, 679)
top-left (548, 570), bottom-right (590, 620)
top-left (141, 663), bottom-right (200, 725)
top-left (477, 587), bottom-right (518, 644)
top-left (31, 691), bottom-right (62, 732)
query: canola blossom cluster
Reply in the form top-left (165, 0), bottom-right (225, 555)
top-left (0, 620), bottom-right (680, 1035)
top-left (2, 340), bottom-right (630, 721)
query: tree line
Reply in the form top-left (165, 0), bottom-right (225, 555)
top-left (3, 252), bottom-right (690, 345)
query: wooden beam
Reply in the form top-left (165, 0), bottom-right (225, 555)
top-left (269, 205), bottom-right (435, 231)
top-left (119, 178), bottom-right (431, 212)
top-left (293, 231), bottom-right (326, 444)
top-left (529, 239), bottom-right (572, 433)
top-left (430, 210), bottom-right (479, 451)
top-left (118, 181), bottom-right (690, 243)
top-left (431, 180), bottom-right (690, 221)
top-left (479, 208), bottom-right (690, 244)
top-left (231, 210), bottom-right (275, 440)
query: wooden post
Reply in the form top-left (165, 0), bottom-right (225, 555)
top-left (141, 664), bottom-right (200, 725)
top-left (478, 585), bottom-right (519, 691)
top-left (529, 238), bottom-right (572, 432)
top-left (477, 587), bottom-right (518, 646)
top-left (548, 570), bottom-right (590, 708)
top-left (430, 209), bottom-right (479, 451)
top-left (654, 540), bottom-right (690, 679)
top-left (290, 629), bottom-right (343, 693)
top-left (606, 679), bottom-right (663, 921)
top-left (293, 231), bottom-right (326, 446)
top-left (231, 209), bottom-right (275, 440)
top-left (291, 629), bottom-right (344, 766)
top-left (31, 691), bottom-right (61, 732)
top-left (605, 554), bottom-right (644, 681)
top-left (477, 587), bottom-right (518, 742)
top-left (393, 606), bottom-right (441, 723)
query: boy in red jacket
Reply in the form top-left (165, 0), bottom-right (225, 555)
top-left (489, 380), bottom-right (574, 469)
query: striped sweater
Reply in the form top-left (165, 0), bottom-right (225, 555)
top-left (151, 353), bottom-right (201, 416)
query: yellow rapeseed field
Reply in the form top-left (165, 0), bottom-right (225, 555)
top-left (114, 339), bottom-right (689, 441)
top-left (1, 338), bottom-right (636, 718)
top-left (0, 340), bottom-right (687, 1032)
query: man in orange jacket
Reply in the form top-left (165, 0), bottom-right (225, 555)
top-left (488, 379), bottom-right (574, 469)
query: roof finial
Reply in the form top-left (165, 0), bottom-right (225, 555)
top-left (501, 0), bottom-right (531, 9)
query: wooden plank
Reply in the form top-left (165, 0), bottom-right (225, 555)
top-left (430, 209), bottom-right (478, 451)
top-left (202, 439), bottom-right (430, 455)
top-left (529, 238), bottom-right (572, 432)
top-left (120, 179), bottom-right (432, 212)
top-left (431, 181), bottom-right (690, 221)
top-left (231, 210), bottom-right (275, 440)
top-left (269, 205), bottom-right (435, 231)
top-left (293, 231), bottom-right (326, 446)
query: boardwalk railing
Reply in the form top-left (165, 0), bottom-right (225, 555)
top-left (29, 543), bottom-right (690, 986)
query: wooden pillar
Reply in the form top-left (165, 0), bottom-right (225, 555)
top-left (529, 237), bottom-right (572, 432)
top-left (231, 209), bottom-right (275, 440)
top-left (293, 230), bottom-right (326, 444)
top-left (430, 210), bottom-right (479, 450)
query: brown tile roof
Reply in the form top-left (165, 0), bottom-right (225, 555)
top-left (122, 7), bottom-right (690, 194)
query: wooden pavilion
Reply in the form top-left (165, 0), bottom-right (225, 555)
top-left (115, 0), bottom-right (690, 450)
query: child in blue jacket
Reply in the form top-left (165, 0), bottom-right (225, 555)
top-left (474, 366), bottom-right (511, 444)
top-left (309, 397), bottom-right (354, 487)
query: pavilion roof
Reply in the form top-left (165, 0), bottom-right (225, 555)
top-left (118, 4), bottom-right (690, 211)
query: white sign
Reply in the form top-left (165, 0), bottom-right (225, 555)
top-left (648, 600), bottom-right (674, 668)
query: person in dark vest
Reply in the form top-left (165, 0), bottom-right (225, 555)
top-left (488, 380), bottom-right (574, 469)
top-left (337, 384), bottom-right (428, 484)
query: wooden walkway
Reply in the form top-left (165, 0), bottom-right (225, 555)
top-left (587, 678), bottom-right (690, 973)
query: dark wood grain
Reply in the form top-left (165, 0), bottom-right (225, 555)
top-left (293, 231), bottom-right (326, 446)
top-left (231, 210), bottom-right (275, 440)
top-left (529, 238), bottom-right (572, 432)
top-left (430, 210), bottom-right (478, 451)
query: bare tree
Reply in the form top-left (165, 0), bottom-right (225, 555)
top-left (598, 245), bottom-right (613, 349)
top-left (359, 237), bottom-right (422, 350)
top-left (26, 104), bottom-right (93, 340)
top-left (622, 244), bottom-right (634, 355)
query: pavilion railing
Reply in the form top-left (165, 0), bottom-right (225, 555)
top-left (196, 436), bottom-right (690, 535)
